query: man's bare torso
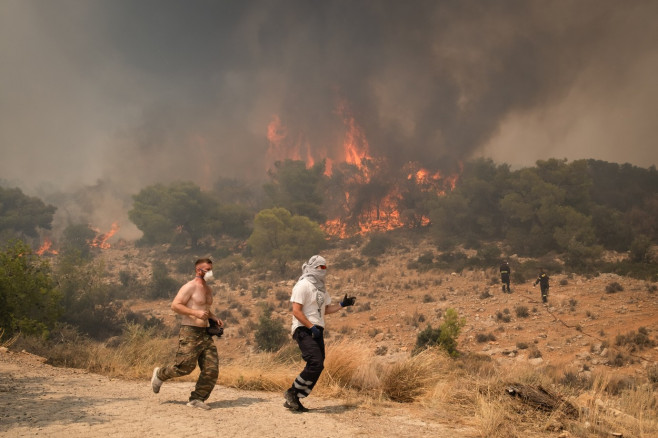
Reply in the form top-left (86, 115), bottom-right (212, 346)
top-left (178, 278), bottom-right (213, 327)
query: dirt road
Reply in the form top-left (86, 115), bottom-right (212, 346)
top-left (0, 349), bottom-right (476, 438)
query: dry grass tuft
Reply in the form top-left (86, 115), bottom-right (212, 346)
top-left (218, 353), bottom-right (294, 392)
top-left (380, 348), bottom-right (450, 403)
top-left (319, 339), bottom-right (377, 391)
top-left (476, 394), bottom-right (512, 438)
top-left (0, 329), bottom-right (19, 348)
top-left (86, 325), bottom-right (176, 379)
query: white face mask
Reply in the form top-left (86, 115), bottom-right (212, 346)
top-left (203, 270), bottom-right (214, 282)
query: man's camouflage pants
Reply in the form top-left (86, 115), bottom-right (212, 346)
top-left (157, 325), bottom-right (219, 402)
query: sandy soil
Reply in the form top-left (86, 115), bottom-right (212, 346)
top-left (4, 241), bottom-right (657, 437)
top-left (0, 348), bottom-right (477, 438)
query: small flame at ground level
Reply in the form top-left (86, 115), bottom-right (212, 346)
top-left (36, 238), bottom-right (58, 256)
top-left (90, 222), bottom-right (120, 249)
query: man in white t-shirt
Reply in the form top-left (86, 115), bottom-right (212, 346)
top-left (283, 255), bottom-right (356, 412)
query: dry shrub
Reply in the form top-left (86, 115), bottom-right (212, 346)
top-left (87, 324), bottom-right (176, 379)
top-left (476, 394), bottom-right (513, 438)
top-left (319, 339), bottom-right (378, 393)
top-left (421, 374), bottom-right (477, 420)
top-left (0, 328), bottom-right (19, 348)
top-left (12, 323), bottom-right (177, 380)
top-left (218, 353), bottom-right (294, 391)
top-left (380, 348), bottom-right (449, 402)
top-left (456, 352), bottom-right (496, 378)
top-left (572, 371), bottom-right (658, 437)
top-left (619, 384), bottom-right (658, 422)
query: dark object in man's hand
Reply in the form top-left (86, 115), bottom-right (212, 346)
top-left (207, 319), bottom-right (224, 337)
top-left (310, 325), bottom-right (322, 339)
top-left (339, 293), bottom-right (356, 307)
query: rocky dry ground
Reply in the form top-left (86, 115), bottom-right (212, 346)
top-left (3, 239), bottom-right (656, 437)
top-left (0, 347), bottom-right (477, 437)
top-left (126, 240), bottom-right (658, 381)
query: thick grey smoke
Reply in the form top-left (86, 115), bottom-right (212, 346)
top-left (1, 1), bottom-right (657, 227)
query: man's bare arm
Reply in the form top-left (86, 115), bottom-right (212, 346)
top-left (324, 303), bottom-right (343, 315)
top-left (292, 302), bottom-right (313, 328)
top-left (208, 310), bottom-right (224, 327)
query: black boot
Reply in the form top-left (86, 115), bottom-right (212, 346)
top-left (283, 388), bottom-right (309, 412)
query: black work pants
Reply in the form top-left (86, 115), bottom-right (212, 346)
top-left (501, 274), bottom-right (510, 292)
top-left (290, 326), bottom-right (325, 399)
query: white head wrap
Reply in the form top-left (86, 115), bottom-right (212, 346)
top-left (298, 255), bottom-right (327, 292)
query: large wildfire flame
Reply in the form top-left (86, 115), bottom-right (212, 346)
top-left (266, 100), bottom-right (460, 238)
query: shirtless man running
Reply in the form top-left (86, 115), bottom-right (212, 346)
top-left (151, 258), bottom-right (223, 410)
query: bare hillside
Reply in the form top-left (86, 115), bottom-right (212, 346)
top-left (108, 239), bottom-right (658, 380)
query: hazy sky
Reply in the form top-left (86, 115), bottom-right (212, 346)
top-left (1, 0), bottom-right (657, 197)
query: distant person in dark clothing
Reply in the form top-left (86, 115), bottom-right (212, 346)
top-left (533, 269), bottom-right (550, 303)
top-left (499, 261), bottom-right (511, 293)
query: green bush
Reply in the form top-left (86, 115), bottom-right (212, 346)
top-left (600, 260), bottom-right (658, 281)
top-left (475, 244), bottom-right (502, 266)
top-left (630, 235), bottom-right (652, 263)
top-left (254, 305), bottom-right (288, 352)
top-left (435, 251), bottom-right (469, 272)
top-left (414, 308), bottom-right (465, 356)
top-left (407, 251), bottom-right (436, 272)
top-left (56, 254), bottom-right (124, 340)
top-left (0, 240), bottom-right (61, 340)
top-left (149, 261), bottom-right (179, 299)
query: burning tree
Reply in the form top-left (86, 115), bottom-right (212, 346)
top-left (264, 101), bottom-right (461, 239)
top-left (319, 159), bottom-right (458, 238)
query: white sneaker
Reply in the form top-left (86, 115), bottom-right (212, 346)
top-left (151, 367), bottom-right (163, 394)
top-left (187, 399), bottom-right (211, 410)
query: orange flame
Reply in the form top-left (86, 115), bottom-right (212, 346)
top-left (266, 114), bottom-right (317, 171)
top-left (264, 102), bottom-right (462, 239)
top-left (335, 98), bottom-right (372, 176)
top-left (267, 114), bottom-right (287, 146)
top-left (36, 237), bottom-right (58, 256)
top-left (90, 222), bottom-right (119, 249)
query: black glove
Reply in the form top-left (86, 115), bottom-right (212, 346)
top-left (310, 325), bottom-right (323, 339)
top-left (339, 293), bottom-right (356, 307)
top-left (206, 319), bottom-right (224, 338)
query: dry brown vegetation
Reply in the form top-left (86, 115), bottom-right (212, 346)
top-left (11, 235), bottom-right (658, 437)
